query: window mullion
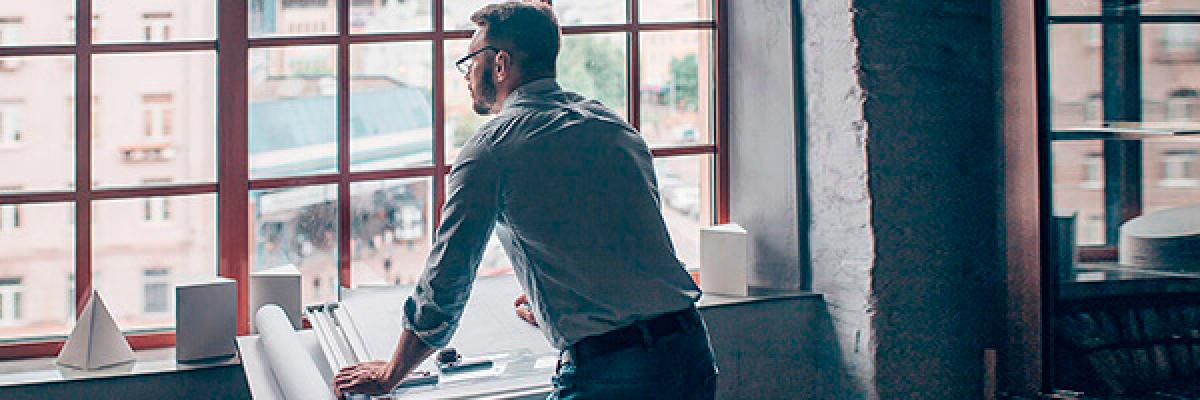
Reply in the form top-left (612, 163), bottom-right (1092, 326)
top-left (337, 0), bottom-right (352, 290)
top-left (73, 0), bottom-right (94, 317)
top-left (628, 0), bottom-right (641, 130)
top-left (433, 0), bottom-right (447, 232)
top-left (217, 0), bottom-right (251, 335)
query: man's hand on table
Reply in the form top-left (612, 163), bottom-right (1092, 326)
top-left (332, 328), bottom-right (434, 398)
top-left (333, 361), bottom-right (398, 398)
top-left (514, 294), bottom-right (538, 327)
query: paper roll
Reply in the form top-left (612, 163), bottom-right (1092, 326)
top-left (256, 305), bottom-right (336, 400)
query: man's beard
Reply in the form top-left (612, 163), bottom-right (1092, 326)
top-left (472, 68), bottom-right (498, 115)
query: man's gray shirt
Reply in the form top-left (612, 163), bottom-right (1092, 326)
top-left (402, 78), bottom-right (701, 350)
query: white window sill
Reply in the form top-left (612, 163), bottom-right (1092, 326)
top-left (0, 347), bottom-right (238, 389)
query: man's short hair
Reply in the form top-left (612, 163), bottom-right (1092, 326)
top-left (470, 1), bottom-right (561, 76)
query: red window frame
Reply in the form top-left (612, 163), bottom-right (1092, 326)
top-left (0, 0), bottom-right (730, 360)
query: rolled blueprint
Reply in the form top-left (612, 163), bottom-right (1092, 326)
top-left (256, 305), bottom-right (335, 400)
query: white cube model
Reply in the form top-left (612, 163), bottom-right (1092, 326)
top-left (700, 224), bottom-right (753, 296)
top-left (249, 265), bottom-right (303, 333)
top-left (176, 278), bottom-right (237, 362)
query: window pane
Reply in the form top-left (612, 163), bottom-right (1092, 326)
top-left (639, 0), bottom-right (712, 23)
top-left (0, 202), bottom-right (73, 340)
top-left (1142, 24), bottom-right (1200, 122)
top-left (639, 30), bottom-right (714, 146)
top-left (444, 39), bottom-right (496, 162)
top-left (349, 42), bottom-right (433, 172)
top-left (93, 193), bottom-right (216, 331)
top-left (444, 1), bottom-right (507, 31)
top-left (93, 51), bottom-right (216, 188)
top-left (1049, 24), bottom-right (1103, 129)
top-left (559, 33), bottom-right (628, 120)
top-left (251, 184), bottom-right (339, 304)
top-left (250, 0), bottom-right (336, 37)
top-left (350, 0), bottom-right (432, 33)
top-left (555, 0), bottom-right (625, 26)
top-left (350, 178), bottom-right (432, 287)
top-left (1052, 141), bottom-right (1107, 246)
top-left (1049, 0), bottom-right (1100, 16)
top-left (0, 1), bottom-right (75, 46)
top-left (250, 46), bottom-right (337, 179)
top-left (654, 154), bottom-right (713, 270)
top-left (0, 56), bottom-right (74, 193)
top-left (93, 0), bottom-right (215, 43)
top-left (1140, 0), bottom-right (1200, 15)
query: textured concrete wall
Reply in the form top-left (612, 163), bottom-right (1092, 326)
top-left (728, 0), bottom-right (805, 290)
top-left (854, 1), bottom-right (1003, 398)
top-left (702, 295), bottom-right (847, 399)
top-left (804, 0), bottom-right (1004, 398)
top-left (802, 0), bottom-right (878, 397)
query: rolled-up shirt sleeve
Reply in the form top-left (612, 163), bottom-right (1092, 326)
top-left (402, 138), bottom-right (500, 348)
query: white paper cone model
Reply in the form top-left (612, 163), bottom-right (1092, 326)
top-left (249, 264), bottom-right (302, 333)
top-left (700, 223), bottom-right (752, 296)
top-left (57, 291), bottom-right (136, 370)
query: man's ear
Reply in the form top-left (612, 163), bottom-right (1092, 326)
top-left (493, 51), bottom-right (510, 83)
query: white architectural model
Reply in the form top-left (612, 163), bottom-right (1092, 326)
top-left (57, 291), bottom-right (136, 370)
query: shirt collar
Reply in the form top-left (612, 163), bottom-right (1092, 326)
top-left (501, 78), bottom-right (561, 110)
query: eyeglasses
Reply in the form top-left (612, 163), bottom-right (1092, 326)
top-left (454, 45), bottom-right (501, 75)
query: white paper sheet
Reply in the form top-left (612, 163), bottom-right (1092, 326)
top-left (256, 305), bottom-right (336, 400)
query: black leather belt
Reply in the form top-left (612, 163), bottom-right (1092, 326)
top-left (567, 307), bottom-right (701, 361)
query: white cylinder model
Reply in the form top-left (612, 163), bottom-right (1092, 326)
top-left (1118, 205), bottom-right (1200, 272)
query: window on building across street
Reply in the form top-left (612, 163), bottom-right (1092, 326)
top-left (142, 93), bottom-right (174, 138)
top-left (1082, 152), bottom-right (1103, 189)
top-left (1160, 23), bottom-right (1200, 56)
top-left (0, 0), bottom-right (725, 358)
top-left (1160, 149), bottom-right (1199, 188)
top-left (0, 204), bottom-right (18, 231)
top-left (142, 13), bottom-right (173, 41)
top-left (0, 102), bottom-right (22, 145)
top-left (1166, 88), bottom-right (1199, 122)
top-left (0, 17), bottom-right (21, 49)
top-left (142, 268), bottom-right (171, 314)
top-left (0, 278), bottom-right (23, 327)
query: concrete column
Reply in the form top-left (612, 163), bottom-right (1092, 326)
top-left (804, 0), bottom-right (1004, 398)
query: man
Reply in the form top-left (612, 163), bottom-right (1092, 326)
top-left (333, 2), bottom-right (717, 398)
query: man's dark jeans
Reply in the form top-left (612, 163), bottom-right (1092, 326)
top-left (548, 309), bottom-right (718, 399)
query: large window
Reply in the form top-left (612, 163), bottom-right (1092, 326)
top-left (0, 0), bottom-right (726, 357)
top-left (1046, 1), bottom-right (1200, 395)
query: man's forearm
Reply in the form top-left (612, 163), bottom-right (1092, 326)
top-left (381, 328), bottom-right (437, 389)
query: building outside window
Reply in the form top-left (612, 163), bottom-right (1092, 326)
top-left (66, 14), bottom-right (99, 40)
top-left (0, 102), bottom-right (22, 145)
top-left (0, 17), bottom-right (22, 71)
top-left (142, 12), bottom-right (173, 41)
top-left (1082, 93), bottom-right (1103, 123)
top-left (142, 268), bottom-right (171, 314)
top-left (1161, 149), bottom-right (1199, 188)
top-left (142, 94), bottom-right (174, 138)
top-left (1158, 24), bottom-right (1200, 62)
top-left (142, 179), bottom-right (172, 222)
top-left (1082, 152), bottom-right (1103, 189)
top-left (0, 278), bottom-right (23, 327)
top-left (1166, 88), bottom-right (1200, 122)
